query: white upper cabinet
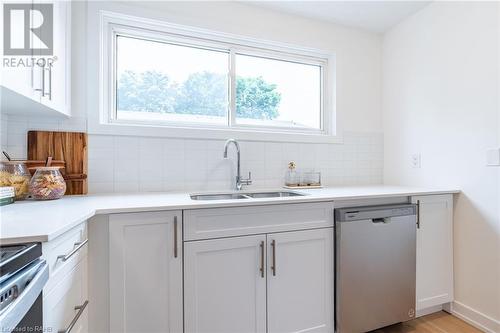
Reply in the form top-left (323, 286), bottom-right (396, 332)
top-left (267, 229), bottom-right (334, 333)
top-left (184, 235), bottom-right (267, 333)
top-left (109, 211), bottom-right (183, 333)
top-left (38, 0), bottom-right (71, 115)
top-left (412, 194), bottom-right (454, 311)
top-left (1, 0), bottom-right (71, 116)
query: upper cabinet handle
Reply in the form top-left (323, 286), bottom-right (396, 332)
top-left (57, 239), bottom-right (88, 262)
top-left (34, 65), bottom-right (45, 95)
top-left (174, 216), bottom-right (178, 258)
top-left (47, 66), bottom-right (52, 100)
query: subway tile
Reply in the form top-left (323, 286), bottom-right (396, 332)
top-left (88, 159), bottom-right (114, 182)
top-left (88, 135), bottom-right (114, 148)
top-left (88, 181), bottom-right (114, 193)
top-left (139, 181), bottom-right (164, 192)
top-left (4, 116), bottom-right (385, 192)
top-left (114, 181), bottom-right (139, 193)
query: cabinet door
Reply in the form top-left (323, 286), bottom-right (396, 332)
top-left (109, 211), bottom-right (182, 333)
top-left (267, 228), bottom-right (334, 333)
top-left (412, 195), bottom-right (454, 311)
top-left (44, 258), bottom-right (88, 333)
top-left (0, 2), bottom-right (36, 100)
top-left (184, 235), bottom-right (267, 333)
top-left (39, 0), bottom-right (71, 115)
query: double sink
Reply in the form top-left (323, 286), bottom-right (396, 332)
top-left (190, 191), bottom-right (305, 201)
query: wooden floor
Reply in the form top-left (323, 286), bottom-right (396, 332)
top-left (372, 311), bottom-right (482, 333)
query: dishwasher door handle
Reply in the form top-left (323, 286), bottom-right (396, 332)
top-left (372, 218), bottom-right (390, 224)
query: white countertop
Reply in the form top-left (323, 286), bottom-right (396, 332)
top-left (0, 185), bottom-right (459, 245)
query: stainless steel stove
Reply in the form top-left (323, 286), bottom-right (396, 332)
top-left (0, 243), bottom-right (48, 333)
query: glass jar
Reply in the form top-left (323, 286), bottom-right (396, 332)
top-left (284, 161), bottom-right (299, 187)
top-left (29, 167), bottom-right (67, 200)
top-left (0, 161), bottom-right (31, 200)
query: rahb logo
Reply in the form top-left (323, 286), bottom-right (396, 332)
top-left (3, 3), bottom-right (53, 55)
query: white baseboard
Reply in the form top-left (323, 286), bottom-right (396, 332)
top-left (416, 304), bottom-right (443, 317)
top-left (449, 301), bottom-right (500, 333)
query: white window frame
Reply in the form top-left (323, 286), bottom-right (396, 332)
top-left (98, 11), bottom-right (339, 143)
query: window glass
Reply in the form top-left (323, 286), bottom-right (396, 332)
top-left (116, 35), bottom-right (229, 125)
top-left (235, 53), bottom-right (322, 130)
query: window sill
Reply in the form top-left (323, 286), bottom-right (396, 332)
top-left (87, 122), bottom-right (343, 143)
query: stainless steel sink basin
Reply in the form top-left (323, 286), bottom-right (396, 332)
top-left (190, 191), bottom-right (305, 200)
top-left (190, 193), bottom-right (250, 200)
top-left (246, 191), bottom-right (304, 198)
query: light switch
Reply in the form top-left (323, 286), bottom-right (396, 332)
top-left (486, 148), bottom-right (500, 166)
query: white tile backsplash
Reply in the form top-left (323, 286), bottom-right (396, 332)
top-left (1, 114), bottom-right (384, 193)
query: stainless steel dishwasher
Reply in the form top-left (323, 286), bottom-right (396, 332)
top-left (335, 204), bottom-right (417, 333)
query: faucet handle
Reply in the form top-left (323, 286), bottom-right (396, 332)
top-left (241, 171), bottom-right (252, 185)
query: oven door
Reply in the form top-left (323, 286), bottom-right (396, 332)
top-left (0, 259), bottom-right (48, 333)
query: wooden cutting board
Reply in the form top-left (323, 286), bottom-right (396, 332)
top-left (28, 131), bottom-right (88, 195)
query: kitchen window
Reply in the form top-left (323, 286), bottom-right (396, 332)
top-left (100, 12), bottom-right (335, 141)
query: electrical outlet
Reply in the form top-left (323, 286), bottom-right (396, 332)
top-left (486, 148), bottom-right (500, 166)
top-left (411, 154), bottom-right (421, 168)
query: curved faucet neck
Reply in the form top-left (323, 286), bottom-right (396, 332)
top-left (223, 139), bottom-right (240, 157)
top-left (223, 139), bottom-right (242, 190)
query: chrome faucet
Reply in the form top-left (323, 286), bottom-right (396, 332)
top-left (223, 139), bottom-right (252, 190)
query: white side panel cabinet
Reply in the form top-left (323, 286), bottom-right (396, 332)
top-left (267, 228), bottom-right (334, 333)
top-left (109, 211), bottom-right (182, 333)
top-left (412, 195), bottom-right (454, 311)
top-left (184, 235), bottom-right (267, 333)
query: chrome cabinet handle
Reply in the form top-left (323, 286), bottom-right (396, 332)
top-left (271, 239), bottom-right (276, 276)
top-left (416, 200), bottom-right (421, 229)
top-left (47, 65), bottom-right (52, 100)
top-left (174, 216), bottom-right (178, 258)
top-left (58, 300), bottom-right (88, 333)
top-left (34, 65), bottom-right (45, 95)
top-left (57, 239), bottom-right (88, 262)
top-left (259, 241), bottom-right (265, 278)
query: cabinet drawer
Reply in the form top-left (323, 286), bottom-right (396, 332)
top-left (43, 259), bottom-right (88, 333)
top-left (43, 222), bottom-right (87, 293)
top-left (184, 202), bottom-right (334, 240)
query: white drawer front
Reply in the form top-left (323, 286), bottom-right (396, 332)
top-left (43, 222), bottom-right (87, 293)
top-left (43, 259), bottom-right (88, 333)
top-left (184, 202), bottom-right (334, 240)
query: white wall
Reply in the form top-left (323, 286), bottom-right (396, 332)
top-left (2, 0), bottom-right (385, 192)
top-left (383, 2), bottom-right (500, 330)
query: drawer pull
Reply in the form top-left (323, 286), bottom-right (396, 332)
top-left (58, 300), bottom-right (88, 333)
top-left (57, 239), bottom-right (88, 262)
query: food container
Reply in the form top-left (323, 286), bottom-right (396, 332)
top-left (0, 162), bottom-right (31, 200)
top-left (29, 167), bottom-right (67, 200)
top-left (300, 170), bottom-right (322, 187)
